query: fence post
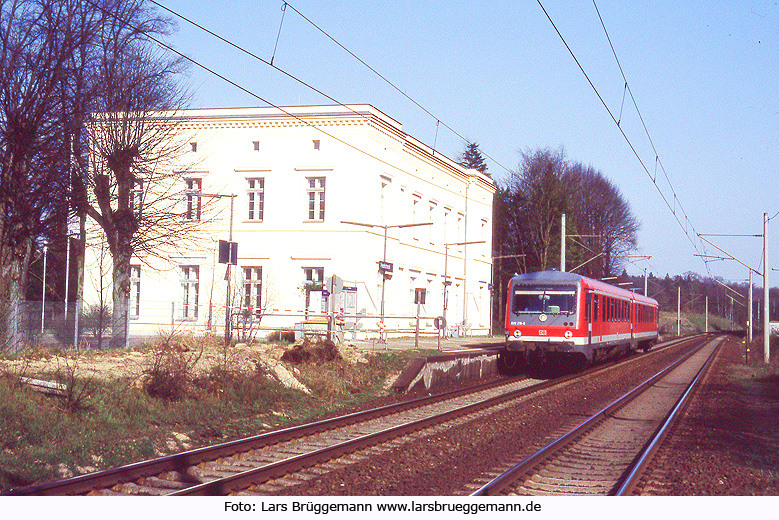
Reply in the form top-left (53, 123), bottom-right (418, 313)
top-left (171, 301), bottom-right (175, 335)
top-left (12, 299), bottom-right (20, 354)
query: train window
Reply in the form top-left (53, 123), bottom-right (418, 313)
top-left (585, 292), bottom-right (591, 322)
top-left (511, 285), bottom-right (577, 315)
top-left (593, 294), bottom-right (599, 321)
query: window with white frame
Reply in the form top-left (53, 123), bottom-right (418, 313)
top-left (243, 267), bottom-right (262, 316)
top-left (247, 178), bottom-right (264, 222)
top-left (184, 178), bottom-right (202, 221)
top-left (130, 265), bottom-right (141, 319)
top-left (306, 177), bottom-right (326, 221)
top-left (180, 265), bottom-right (199, 320)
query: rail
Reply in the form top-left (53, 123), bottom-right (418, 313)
top-left (472, 335), bottom-right (722, 496)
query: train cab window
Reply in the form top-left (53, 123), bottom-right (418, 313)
top-left (511, 285), bottom-right (577, 315)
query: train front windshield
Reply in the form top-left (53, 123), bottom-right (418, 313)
top-left (511, 285), bottom-right (577, 315)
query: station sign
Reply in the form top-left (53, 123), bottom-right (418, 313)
top-left (378, 261), bottom-right (393, 273)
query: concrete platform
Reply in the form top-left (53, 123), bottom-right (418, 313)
top-left (347, 336), bottom-right (505, 393)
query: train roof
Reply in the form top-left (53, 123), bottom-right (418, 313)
top-left (509, 271), bottom-right (659, 307)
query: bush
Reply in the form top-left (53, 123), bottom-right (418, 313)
top-left (280, 338), bottom-right (342, 365)
top-left (143, 345), bottom-right (201, 401)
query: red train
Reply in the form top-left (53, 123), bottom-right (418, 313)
top-left (500, 270), bottom-right (659, 371)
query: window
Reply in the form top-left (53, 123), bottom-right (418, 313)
top-left (243, 267), bottom-right (262, 316)
top-left (511, 285), bottom-right (577, 315)
top-left (252, 141), bottom-right (260, 151)
top-left (130, 178), bottom-right (143, 218)
top-left (190, 142), bottom-right (197, 152)
top-left (312, 139), bottom-right (320, 150)
top-left (306, 177), bottom-right (326, 221)
top-left (180, 266), bottom-right (199, 319)
top-left (130, 265), bottom-right (141, 319)
top-left (303, 267), bottom-right (324, 285)
top-left (247, 178), bottom-right (264, 221)
top-left (184, 178), bottom-right (202, 221)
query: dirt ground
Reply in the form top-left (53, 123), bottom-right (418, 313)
top-left (641, 335), bottom-right (779, 495)
top-left (0, 337), bottom-right (369, 394)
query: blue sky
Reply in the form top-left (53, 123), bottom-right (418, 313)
top-left (157, 0), bottom-right (778, 285)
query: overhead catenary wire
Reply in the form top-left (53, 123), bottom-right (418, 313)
top-left (280, 1), bottom-right (512, 175)
top-left (85, 0), bottom-right (495, 212)
top-left (536, 0), bottom-right (710, 274)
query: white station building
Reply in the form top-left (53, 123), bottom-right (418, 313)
top-left (84, 105), bottom-right (495, 341)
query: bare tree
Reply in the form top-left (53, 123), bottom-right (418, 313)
top-left (0, 0), bottom-right (87, 349)
top-left (566, 163), bottom-right (639, 278)
top-left (493, 147), bottom-right (639, 298)
top-left (507, 147), bottom-right (571, 271)
top-left (83, 0), bottom-right (198, 348)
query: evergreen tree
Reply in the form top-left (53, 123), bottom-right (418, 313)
top-left (459, 142), bottom-right (489, 176)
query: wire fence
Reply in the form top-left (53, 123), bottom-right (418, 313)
top-left (0, 299), bottom-right (490, 353)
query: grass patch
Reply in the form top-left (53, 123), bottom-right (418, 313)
top-left (0, 342), bottom-right (430, 492)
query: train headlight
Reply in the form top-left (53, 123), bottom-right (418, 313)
top-left (564, 330), bottom-right (573, 339)
top-left (513, 329), bottom-right (522, 338)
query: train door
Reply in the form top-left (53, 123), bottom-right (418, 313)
top-left (585, 290), bottom-right (593, 346)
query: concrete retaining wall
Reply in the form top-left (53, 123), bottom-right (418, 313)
top-left (391, 349), bottom-right (499, 393)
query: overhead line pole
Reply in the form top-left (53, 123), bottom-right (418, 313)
top-left (764, 213), bottom-right (770, 363)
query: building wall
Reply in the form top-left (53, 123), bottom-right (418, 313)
top-left (83, 105), bottom-right (495, 341)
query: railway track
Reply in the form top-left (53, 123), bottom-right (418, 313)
top-left (6, 335), bottom-right (704, 496)
top-left (472, 334), bottom-right (723, 496)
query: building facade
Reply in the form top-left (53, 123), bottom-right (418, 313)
top-left (84, 105), bottom-right (495, 341)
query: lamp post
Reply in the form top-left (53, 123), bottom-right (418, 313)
top-left (341, 220), bottom-right (432, 344)
top-left (442, 240), bottom-right (484, 339)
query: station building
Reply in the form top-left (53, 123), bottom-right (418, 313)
top-left (83, 105), bottom-right (495, 341)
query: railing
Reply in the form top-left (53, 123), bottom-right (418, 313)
top-left (0, 299), bottom-right (489, 352)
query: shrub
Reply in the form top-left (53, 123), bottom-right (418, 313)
top-left (143, 345), bottom-right (201, 401)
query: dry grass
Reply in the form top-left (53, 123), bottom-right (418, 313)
top-left (0, 338), bottom-right (430, 492)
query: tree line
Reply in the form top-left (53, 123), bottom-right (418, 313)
top-left (462, 145), bottom-right (641, 330)
top-left (460, 143), bottom-right (777, 332)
